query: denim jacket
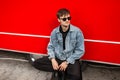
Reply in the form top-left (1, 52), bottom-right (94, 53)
top-left (47, 24), bottom-right (85, 64)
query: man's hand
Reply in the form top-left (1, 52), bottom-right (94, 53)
top-left (51, 58), bottom-right (59, 70)
top-left (59, 61), bottom-right (68, 71)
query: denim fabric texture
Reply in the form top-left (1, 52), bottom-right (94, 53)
top-left (47, 24), bottom-right (85, 64)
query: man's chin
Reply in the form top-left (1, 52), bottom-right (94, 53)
top-left (63, 24), bottom-right (70, 27)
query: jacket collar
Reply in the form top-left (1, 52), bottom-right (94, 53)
top-left (56, 24), bottom-right (75, 33)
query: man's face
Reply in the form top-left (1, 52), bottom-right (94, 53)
top-left (58, 14), bottom-right (71, 27)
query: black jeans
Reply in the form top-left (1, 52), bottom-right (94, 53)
top-left (33, 56), bottom-right (82, 80)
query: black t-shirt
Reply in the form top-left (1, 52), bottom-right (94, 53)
top-left (59, 25), bottom-right (70, 50)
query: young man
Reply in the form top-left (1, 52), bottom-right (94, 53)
top-left (48, 8), bottom-right (85, 80)
top-left (33, 8), bottom-right (85, 80)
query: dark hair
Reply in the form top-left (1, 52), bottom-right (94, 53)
top-left (57, 8), bottom-right (70, 18)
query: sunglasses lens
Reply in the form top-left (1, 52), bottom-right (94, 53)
top-left (62, 18), bottom-right (67, 21)
top-left (68, 17), bottom-right (71, 20)
top-left (60, 17), bottom-right (71, 21)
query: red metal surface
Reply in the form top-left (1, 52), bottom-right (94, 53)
top-left (0, 0), bottom-right (120, 64)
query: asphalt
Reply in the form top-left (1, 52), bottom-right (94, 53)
top-left (0, 50), bottom-right (120, 80)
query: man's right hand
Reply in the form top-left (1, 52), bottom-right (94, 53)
top-left (51, 58), bottom-right (59, 70)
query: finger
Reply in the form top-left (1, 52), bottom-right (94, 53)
top-left (53, 67), bottom-right (57, 70)
top-left (59, 66), bottom-right (62, 71)
top-left (59, 66), bottom-right (63, 71)
top-left (54, 66), bottom-right (58, 70)
top-left (60, 67), bottom-right (64, 71)
top-left (62, 66), bottom-right (66, 71)
top-left (56, 66), bottom-right (59, 70)
top-left (55, 66), bottom-right (59, 70)
top-left (63, 67), bottom-right (66, 71)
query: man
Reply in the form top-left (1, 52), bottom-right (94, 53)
top-left (48, 8), bottom-right (85, 80)
top-left (33, 8), bottom-right (85, 80)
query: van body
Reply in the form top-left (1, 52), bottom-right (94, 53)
top-left (0, 0), bottom-right (120, 65)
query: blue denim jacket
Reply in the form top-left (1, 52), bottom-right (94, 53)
top-left (47, 24), bottom-right (85, 64)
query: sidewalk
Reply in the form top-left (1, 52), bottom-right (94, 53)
top-left (0, 50), bottom-right (120, 80)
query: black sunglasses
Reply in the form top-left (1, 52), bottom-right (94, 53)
top-left (60, 17), bottom-right (71, 21)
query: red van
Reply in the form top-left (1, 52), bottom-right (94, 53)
top-left (0, 0), bottom-right (120, 67)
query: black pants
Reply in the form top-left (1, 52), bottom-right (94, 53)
top-left (33, 56), bottom-right (82, 80)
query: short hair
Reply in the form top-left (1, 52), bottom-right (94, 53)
top-left (56, 8), bottom-right (70, 18)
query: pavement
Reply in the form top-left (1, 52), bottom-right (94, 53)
top-left (0, 50), bottom-right (120, 80)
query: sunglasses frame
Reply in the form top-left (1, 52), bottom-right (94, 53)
top-left (60, 17), bottom-right (71, 21)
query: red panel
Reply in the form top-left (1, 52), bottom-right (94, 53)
top-left (1, 0), bottom-right (120, 41)
top-left (0, 0), bottom-right (120, 64)
top-left (83, 42), bottom-right (120, 64)
top-left (0, 34), bottom-right (49, 54)
top-left (1, 34), bottom-right (120, 64)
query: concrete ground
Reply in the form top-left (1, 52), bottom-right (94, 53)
top-left (0, 50), bottom-right (120, 80)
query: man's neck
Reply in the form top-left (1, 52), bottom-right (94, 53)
top-left (61, 25), bottom-right (69, 32)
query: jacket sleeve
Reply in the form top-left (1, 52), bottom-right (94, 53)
top-left (47, 29), bottom-right (56, 59)
top-left (67, 30), bottom-right (85, 64)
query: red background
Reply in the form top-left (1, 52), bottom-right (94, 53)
top-left (0, 0), bottom-right (120, 64)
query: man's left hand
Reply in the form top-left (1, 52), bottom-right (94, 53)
top-left (59, 61), bottom-right (68, 71)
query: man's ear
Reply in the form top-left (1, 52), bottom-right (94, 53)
top-left (58, 18), bottom-right (60, 22)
